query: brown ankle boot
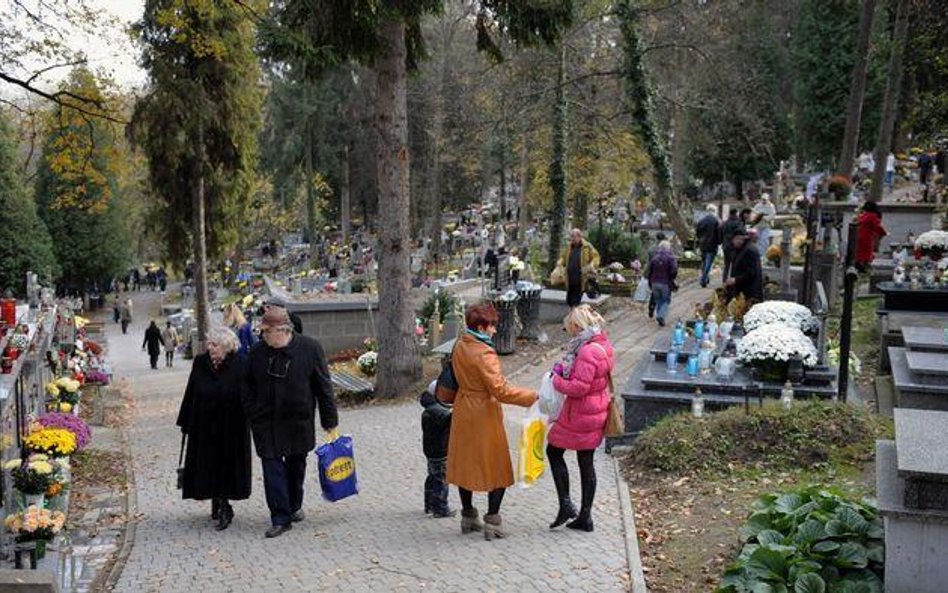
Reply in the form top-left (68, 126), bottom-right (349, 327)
top-left (460, 508), bottom-right (482, 534)
top-left (483, 513), bottom-right (505, 541)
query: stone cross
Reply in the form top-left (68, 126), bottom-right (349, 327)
top-left (779, 227), bottom-right (795, 300)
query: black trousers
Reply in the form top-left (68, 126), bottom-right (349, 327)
top-left (458, 487), bottom-right (505, 515)
top-left (261, 454), bottom-right (307, 526)
top-left (149, 352), bottom-right (159, 369)
top-left (547, 445), bottom-right (597, 516)
top-left (566, 276), bottom-right (583, 307)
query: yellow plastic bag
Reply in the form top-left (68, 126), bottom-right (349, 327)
top-left (518, 405), bottom-right (547, 487)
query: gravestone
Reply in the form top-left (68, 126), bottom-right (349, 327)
top-left (876, 408), bottom-right (948, 593)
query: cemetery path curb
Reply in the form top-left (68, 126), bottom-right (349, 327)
top-left (99, 424), bottom-right (138, 592)
top-left (614, 455), bottom-right (648, 593)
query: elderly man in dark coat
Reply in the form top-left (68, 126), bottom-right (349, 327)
top-left (142, 320), bottom-right (164, 369)
top-left (176, 326), bottom-right (251, 530)
top-left (242, 306), bottom-right (338, 538)
top-left (725, 229), bottom-right (763, 303)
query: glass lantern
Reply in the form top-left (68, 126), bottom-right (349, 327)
top-left (715, 352), bottom-right (736, 383)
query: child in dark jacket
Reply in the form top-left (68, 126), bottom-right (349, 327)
top-left (420, 380), bottom-right (455, 518)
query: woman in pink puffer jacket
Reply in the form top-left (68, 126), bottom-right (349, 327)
top-left (548, 305), bottom-right (615, 533)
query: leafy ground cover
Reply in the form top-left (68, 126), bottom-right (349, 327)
top-left (621, 402), bottom-right (890, 592)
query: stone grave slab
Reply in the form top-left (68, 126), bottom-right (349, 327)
top-left (889, 348), bottom-right (948, 409)
top-left (902, 326), bottom-right (948, 353)
top-left (905, 350), bottom-right (948, 377)
top-left (894, 408), bottom-right (948, 480)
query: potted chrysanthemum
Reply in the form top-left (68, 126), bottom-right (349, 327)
top-left (742, 301), bottom-right (819, 334)
top-left (737, 323), bottom-right (818, 383)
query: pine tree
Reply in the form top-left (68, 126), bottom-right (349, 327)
top-left (0, 113), bottom-right (58, 295)
top-left (264, 0), bottom-right (576, 397)
top-left (131, 0), bottom-right (264, 343)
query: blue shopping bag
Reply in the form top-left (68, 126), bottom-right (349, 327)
top-left (315, 435), bottom-right (359, 502)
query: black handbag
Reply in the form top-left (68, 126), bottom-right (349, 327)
top-left (585, 277), bottom-right (601, 299)
top-left (435, 345), bottom-right (459, 404)
top-left (176, 434), bottom-right (186, 489)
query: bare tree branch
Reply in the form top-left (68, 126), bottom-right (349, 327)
top-left (0, 70), bottom-right (127, 124)
top-left (25, 59), bottom-right (88, 85)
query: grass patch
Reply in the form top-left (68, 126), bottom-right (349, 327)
top-left (625, 400), bottom-right (891, 476)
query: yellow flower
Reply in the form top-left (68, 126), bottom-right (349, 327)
top-left (31, 461), bottom-right (53, 475)
top-left (59, 402), bottom-right (73, 413)
top-left (3, 459), bottom-right (22, 470)
top-left (45, 382), bottom-right (60, 396)
top-left (24, 428), bottom-right (77, 457)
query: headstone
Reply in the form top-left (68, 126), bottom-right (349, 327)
top-left (905, 351), bottom-right (948, 377)
top-left (778, 227), bottom-right (796, 301)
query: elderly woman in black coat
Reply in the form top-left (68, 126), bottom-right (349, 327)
top-left (176, 326), bottom-right (252, 530)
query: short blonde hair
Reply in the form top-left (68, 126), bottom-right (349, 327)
top-left (658, 240), bottom-right (672, 252)
top-left (206, 326), bottom-right (239, 354)
top-left (564, 304), bottom-right (604, 333)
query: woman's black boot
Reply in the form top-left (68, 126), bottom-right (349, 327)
top-left (215, 500), bottom-right (233, 531)
top-left (211, 498), bottom-right (220, 521)
top-left (549, 498), bottom-right (578, 529)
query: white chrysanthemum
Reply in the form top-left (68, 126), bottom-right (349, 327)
top-left (915, 230), bottom-right (948, 252)
top-left (737, 323), bottom-right (818, 367)
top-left (743, 300), bottom-right (818, 333)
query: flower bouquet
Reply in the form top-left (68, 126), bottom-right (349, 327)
top-left (742, 301), bottom-right (819, 334)
top-left (357, 351), bottom-right (378, 376)
top-left (37, 412), bottom-right (91, 451)
top-left (4, 455), bottom-right (55, 495)
top-left (45, 377), bottom-right (81, 406)
top-left (84, 369), bottom-right (110, 385)
top-left (737, 323), bottom-right (818, 383)
top-left (4, 505), bottom-right (66, 556)
top-left (362, 337), bottom-right (378, 353)
top-left (914, 230), bottom-right (948, 260)
top-left (24, 428), bottom-right (77, 458)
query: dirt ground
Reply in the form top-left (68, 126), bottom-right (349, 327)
top-left (624, 462), bottom-right (876, 593)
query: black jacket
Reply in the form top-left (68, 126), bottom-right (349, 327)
top-left (242, 334), bottom-right (337, 458)
top-left (420, 390), bottom-right (452, 459)
top-left (720, 216), bottom-right (744, 253)
top-left (143, 324), bottom-right (164, 355)
top-left (729, 244), bottom-right (763, 302)
top-left (176, 353), bottom-right (252, 500)
top-left (695, 214), bottom-right (722, 253)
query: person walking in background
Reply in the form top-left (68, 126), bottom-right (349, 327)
top-left (176, 327), bottom-right (251, 531)
top-left (142, 320), bottom-right (165, 370)
top-left (695, 204), bottom-right (721, 287)
top-left (855, 201), bottom-right (887, 273)
top-left (420, 380), bottom-right (455, 519)
top-left (161, 321), bottom-right (179, 368)
top-left (726, 229), bottom-right (763, 304)
top-left (224, 303), bottom-right (256, 358)
top-left (112, 295), bottom-right (121, 324)
top-left (720, 209), bottom-right (744, 282)
top-left (553, 229), bottom-right (600, 308)
top-left (547, 305), bottom-right (615, 533)
top-left (242, 306), bottom-right (337, 538)
top-left (446, 304), bottom-right (538, 540)
top-left (643, 232), bottom-right (667, 318)
top-left (645, 240), bottom-right (678, 327)
top-left (120, 298), bottom-right (133, 335)
top-left (751, 194), bottom-right (776, 255)
top-left (885, 152), bottom-right (896, 188)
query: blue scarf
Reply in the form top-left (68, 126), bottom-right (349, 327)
top-left (465, 328), bottom-right (495, 349)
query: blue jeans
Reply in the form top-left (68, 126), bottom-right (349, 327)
top-left (700, 251), bottom-right (715, 286)
top-left (651, 283), bottom-right (671, 322)
top-left (261, 454), bottom-right (307, 526)
top-left (424, 457), bottom-right (450, 514)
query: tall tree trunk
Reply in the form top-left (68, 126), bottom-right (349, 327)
top-left (869, 0), bottom-right (909, 202)
top-left (546, 44), bottom-right (568, 277)
top-left (340, 144), bottom-right (350, 246)
top-left (617, 0), bottom-right (689, 241)
top-left (837, 0), bottom-right (877, 178)
top-left (375, 17), bottom-right (421, 397)
top-left (192, 119), bottom-right (210, 351)
top-left (518, 134), bottom-right (530, 235)
top-left (303, 75), bottom-right (318, 260)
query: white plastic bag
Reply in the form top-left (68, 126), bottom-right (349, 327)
top-left (538, 372), bottom-right (565, 421)
top-left (633, 277), bottom-right (650, 302)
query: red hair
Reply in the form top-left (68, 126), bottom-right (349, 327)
top-left (465, 303), bottom-right (499, 330)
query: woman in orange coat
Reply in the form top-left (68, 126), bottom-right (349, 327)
top-left (446, 304), bottom-right (538, 540)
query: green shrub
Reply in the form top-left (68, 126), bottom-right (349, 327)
top-left (587, 224), bottom-right (645, 266)
top-left (717, 486), bottom-right (884, 593)
top-left (627, 401), bottom-right (890, 475)
top-left (419, 290), bottom-right (458, 326)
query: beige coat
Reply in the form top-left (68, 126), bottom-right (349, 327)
top-left (446, 332), bottom-right (537, 492)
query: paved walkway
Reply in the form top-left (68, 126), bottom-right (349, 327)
top-left (107, 284), bottom-right (712, 592)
